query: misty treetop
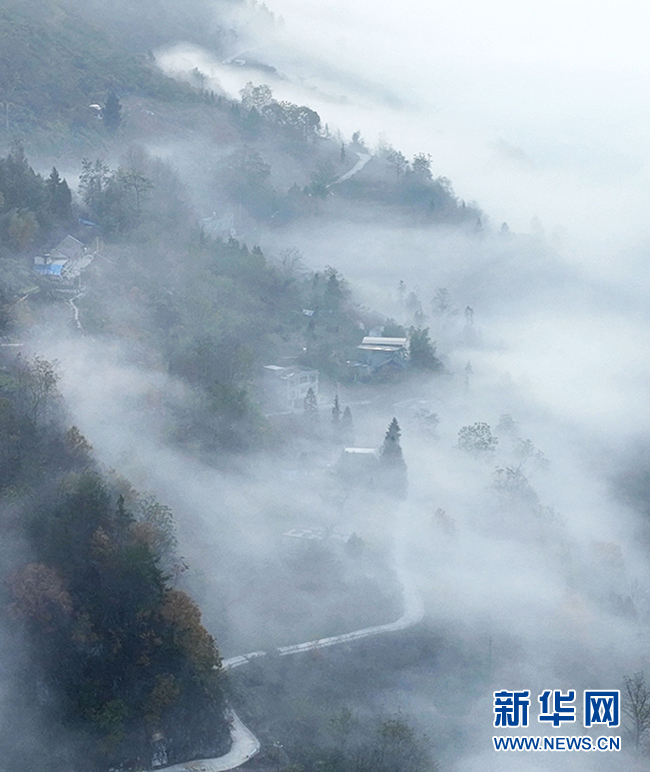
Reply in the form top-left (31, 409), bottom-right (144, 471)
top-left (78, 158), bottom-right (154, 237)
top-left (408, 327), bottom-right (442, 371)
top-left (0, 144), bottom-right (183, 254)
top-left (326, 142), bottom-right (482, 224)
top-left (240, 81), bottom-right (322, 142)
top-left (379, 418), bottom-right (408, 499)
top-left (0, 353), bottom-right (230, 771)
top-left (381, 418), bottom-right (405, 466)
top-left (0, 144), bottom-right (74, 254)
top-left (458, 422), bottom-right (498, 454)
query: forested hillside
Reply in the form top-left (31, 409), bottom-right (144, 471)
top-left (0, 0), bottom-right (204, 143)
top-left (0, 352), bottom-right (230, 771)
top-left (0, 3), bottom-right (488, 770)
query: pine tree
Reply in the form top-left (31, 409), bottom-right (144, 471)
top-left (103, 91), bottom-right (122, 132)
top-left (46, 165), bottom-right (60, 189)
top-left (46, 167), bottom-right (72, 222)
top-left (0, 141), bottom-right (46, 213)
top-left (380, 417), bottom-right (407, 499)
top-left (323, 265), bottom-right (345, 310)
top-left (464, 360), bottom-right (473, 391)
top-left (332, 395), bottom-right (341, 425)
top-left (304, 386), bottom-right (318, 423)
top-left (408, 327), bottom-right (442, 371)
top-left (381, 417), bottom-right (406, 468)
top-left (341, 405), bottom-right (354, 439)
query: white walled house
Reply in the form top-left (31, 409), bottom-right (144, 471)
top-left (263, 365), bottom-right (319, 412)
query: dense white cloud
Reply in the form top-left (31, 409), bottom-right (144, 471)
top-left (186, 0), bottom-right (650, 240)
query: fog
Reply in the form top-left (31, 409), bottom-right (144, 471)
top-left (7, 0), bottom-right (650, 769)
top-left (139, 4), bottom-right (650, 767)
top-left (159, 0), bottom-right (650, 245)
top-left (33, 222), bottom-right (650, 770)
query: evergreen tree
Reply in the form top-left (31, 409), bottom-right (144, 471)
top-left (117, 168), bottom-right (154, 214)
top-left (103, 91), bottom-right (122, 132)
top-left (332, 394), bottom-right (341, 425)
top-left (304, 386), bottom-right (318, 423)
top-left (322, 265), bottom-right (346, 310)
top-left (46, 165), bottom-right (60, 192)
top-left (381, 417), bottom-right (406, 468)
top-left (464, 360), bottom-right (473, 391)
top-left (46, 167), bottom-right (73, 222)
top-left (380, 417), bottom-right (407, 498)
top-left (408, 327), bottom-right (442, 371)
top-left (0, 141), bottom-right (46, 213)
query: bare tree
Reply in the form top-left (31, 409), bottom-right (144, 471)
top-left (15, 355), bottom-right (60, 421)
top-left (278, 247), bottom-right (304, 278)
top-left (624, 672), bottom-right (650, 749)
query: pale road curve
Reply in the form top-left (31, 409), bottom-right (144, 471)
top-left (158, 711), bottom-right (261, 772)
top-left (156, 561), bottom-right (424, 772)
top-left (329, 152), bottom-right (372, 187)
top-left (69, 293), bottom-right (83, 330)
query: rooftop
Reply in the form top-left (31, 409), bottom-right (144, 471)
top-left (51, 235), bottom-right (85, 261)
top-left (34, 263), bottom-right (63, 276)
top-left (263, 364), bottom-right (318, 379)
top-left (358, 336), bottom-right (408, 352)
top-left (361, 337), bottom-right (407, 347)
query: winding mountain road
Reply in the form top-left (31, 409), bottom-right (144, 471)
top-left (69, 292), bottom-right (83, 330)
top-left (159, 711), bottom-right (260, 772)
top-left (157, 559), bottom-right (423, 772)
top-left (329, 152), bottom-right (372, 187)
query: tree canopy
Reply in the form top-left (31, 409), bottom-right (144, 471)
top-left (0, 354), bottom-right (230, 771)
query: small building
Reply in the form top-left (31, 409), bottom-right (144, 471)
top-left (201, 212), bottom-right (236, 240)
top-left (33, 257), bottom-right (66, 277)
top-left (339, 447), bottom-right (378, 465)
top-left (263, 364), bottom-right (319, 412)
top-left (50, 234), bottom-right (85, 264)
top-left (357, 336), bottom-right (408, 372)
top-left (33, 235), bottom-right (95, 280)
top-left (335, 447), bottom-right (380, 484)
